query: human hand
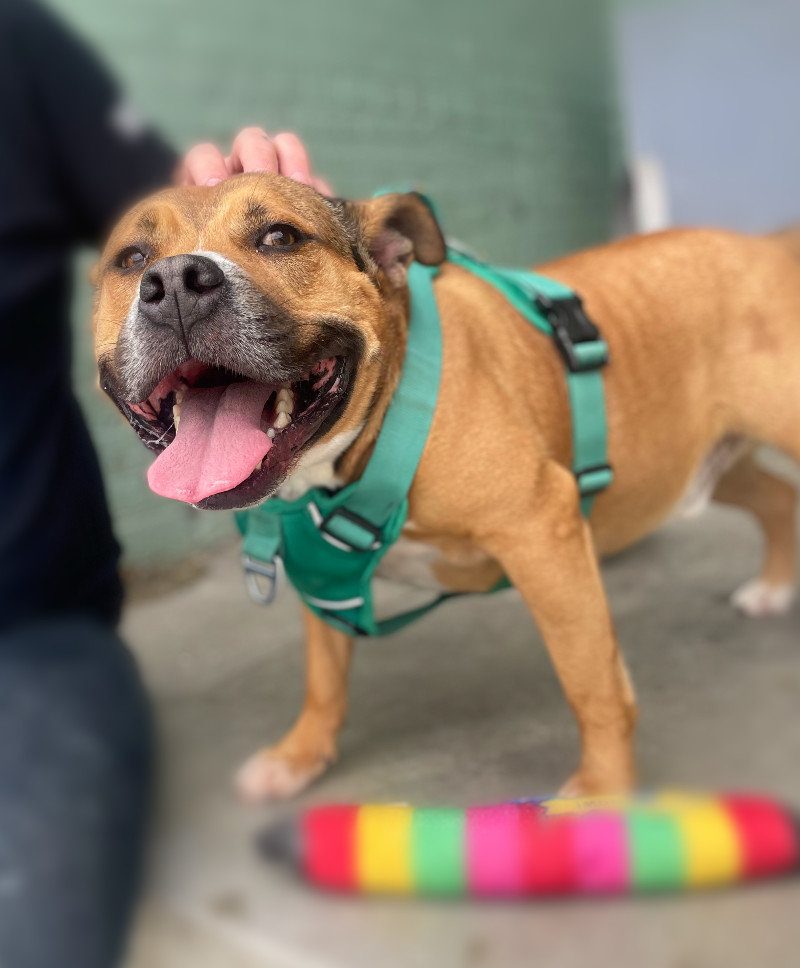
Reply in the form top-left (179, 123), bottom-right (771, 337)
top-left (179, 127), bottom-right (333, 195)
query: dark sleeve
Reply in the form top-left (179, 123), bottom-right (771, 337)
top-left (8, 0), bottom-right (178, 244)
top-left (0, 2), bottom-right (176, 628)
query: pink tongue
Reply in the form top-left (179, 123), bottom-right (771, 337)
top-left (147, 382), bottom-right (274, 503)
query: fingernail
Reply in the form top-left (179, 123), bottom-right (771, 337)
top-left (205, 177), bottom-right (223, 186)
top-left (289, 171), bottom-right (310, 186)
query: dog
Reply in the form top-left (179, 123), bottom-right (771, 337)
top-left (92, 172), bottom-right (799, 801)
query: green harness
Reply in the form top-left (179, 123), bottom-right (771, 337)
top-left (236, 230), bottom-right (612, 637)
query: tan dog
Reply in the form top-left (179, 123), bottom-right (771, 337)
top-left (93, 172), bottom-right (799, 801)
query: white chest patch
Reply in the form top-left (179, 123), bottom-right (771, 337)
top-left (374, 531), bottom-right (447, 590)
top-left (371, 527), bottom-right (448, 622)
top-left (678, 435), bottom-right (749, 519)
top-left (277, 428), bottom-right (363, 501)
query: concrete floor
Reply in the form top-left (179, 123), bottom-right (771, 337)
top-left (123, 454), bottom-right (800, 968)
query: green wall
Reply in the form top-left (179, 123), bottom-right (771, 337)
top-left (53, 0), bottom-right (624, 566)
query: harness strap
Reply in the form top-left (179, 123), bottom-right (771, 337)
top-left (241, 501), bottom-right (281, 602)
top-left (239, 194), bottom-right (614, 633)
top-left (240, 262), bottom-right (443, 615)
top-left (319, 262), bottom-right (442, 551)
top-left (447, 248), bottom-right (612, 515)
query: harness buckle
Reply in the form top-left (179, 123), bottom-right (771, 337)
top-left (242, 553), bottom-right (282, 605)
top-left (308, 502), bottom-right (383, 553)
top-left (536, 294), bottom-right (609, 373)
top-left (576, 463), bottom-right (615, 498)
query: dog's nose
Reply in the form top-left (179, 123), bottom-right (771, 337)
top-left (138, 254), bottom-right (225, 335)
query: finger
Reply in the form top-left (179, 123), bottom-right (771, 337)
top-left (312, 176), bottom-right (335, 197)
top-left (229, 126), bottom-right (280, 174)
top-left (182, 143), bottom-right (228, 186)
top-left (272, 132), bottom-right (313, 184)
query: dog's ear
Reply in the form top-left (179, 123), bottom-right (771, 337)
top-left (329, 192), bottom-right (446, 287)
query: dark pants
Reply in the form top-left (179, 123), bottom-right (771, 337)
top-left (0, 617), bottom-right (152, 968)
top-left (0, 314), bottom-right (150, 966)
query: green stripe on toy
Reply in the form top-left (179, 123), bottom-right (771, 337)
top-left (628, 807), bottom-right (686, 891)
top-left (412, 808), bottom-right (466, 895)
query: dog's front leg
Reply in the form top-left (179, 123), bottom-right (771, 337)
top-left (482, 461), bottom-right (637, 796)
top-left (236, 608), bottom-right (354, 801)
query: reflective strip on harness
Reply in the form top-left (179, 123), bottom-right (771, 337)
top-left (304, 594), bottom-right (366, 611)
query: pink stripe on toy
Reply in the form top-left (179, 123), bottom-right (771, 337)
top-left (573, 812), bottom-right (629, 893)
top-left (466, 805), bottom-right (524, 895)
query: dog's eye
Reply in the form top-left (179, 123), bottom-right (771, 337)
top-left (116, 247), bottom-right (149, 271)
top-left (257, 224), bottom-right (301, 250)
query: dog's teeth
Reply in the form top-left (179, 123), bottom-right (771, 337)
top-left (172, 403), bottom-right (181, 429)
top-left (255, 460), bottom-right (262, 471)
top-left (267, 427), bottom-right (275, 439)
top-left (276, 388), bottom-right (294, 414)
top-left (175, 387), bottom-right (186, 407)
top-left (273, 411), bottom-right (291, 430)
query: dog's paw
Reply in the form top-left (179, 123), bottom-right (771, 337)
top-left (731, 579), bottom-right (796, 618)
top-left (558, 769), bottom-right (635, 799)
top-left (558, 772), bottom-right (593, 798)
top-left (235, 749), bottom-right (330, 803)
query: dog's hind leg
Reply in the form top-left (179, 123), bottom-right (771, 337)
top-left (236, 609), bottom-right (354, 801)
top-left (712, 452), bottom-right (797, 617)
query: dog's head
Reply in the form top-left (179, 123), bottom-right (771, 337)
top-left (93, 173), bottom-right (445, 510)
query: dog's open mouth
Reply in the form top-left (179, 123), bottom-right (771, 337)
top-left (125, 356), bottom-right (351, 510)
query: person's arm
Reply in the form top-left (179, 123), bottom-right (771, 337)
top-left (5, 3), bottom-right (328, 250)
top-left (7, 0), bottom-right (177, 244)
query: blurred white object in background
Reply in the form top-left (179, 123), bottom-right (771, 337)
top-left (630, 154), bottom-right (671, 233)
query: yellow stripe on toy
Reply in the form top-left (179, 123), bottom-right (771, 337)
top-left (357, 804), bottom-right (414, 893)
top-left (675, 799), bottom-right (742, 887)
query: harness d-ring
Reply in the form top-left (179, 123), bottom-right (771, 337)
top-left (242, 554), bottom-right (282, 605)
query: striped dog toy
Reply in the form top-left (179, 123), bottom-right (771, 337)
top-left (261, 793), bottom-right (800, 896)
